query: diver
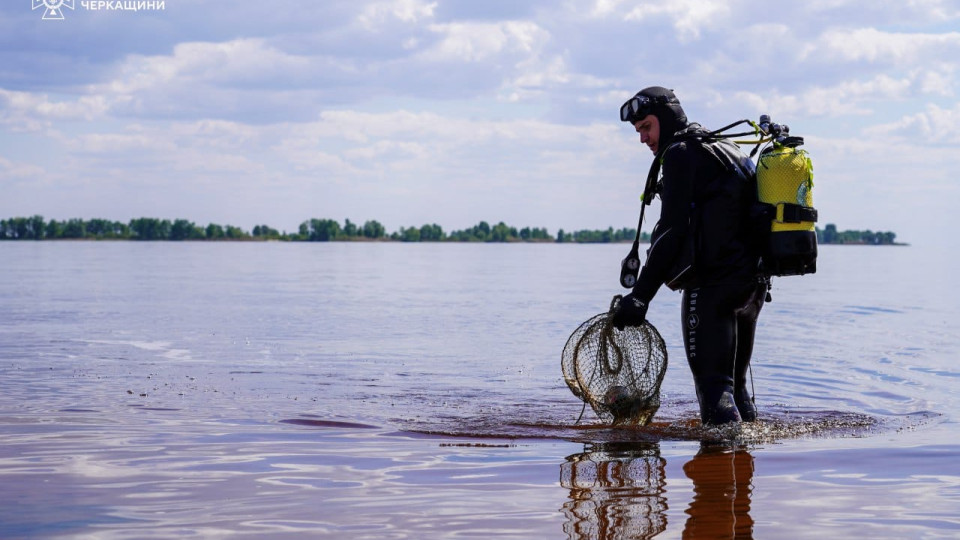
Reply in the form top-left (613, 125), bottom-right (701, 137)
top-left (611, 87), bottom-right (767, 426)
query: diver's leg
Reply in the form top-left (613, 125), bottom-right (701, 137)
top-left (732, 281), bottom-right (766, 422)
top-left (681, 286), bottom-right (741, 425)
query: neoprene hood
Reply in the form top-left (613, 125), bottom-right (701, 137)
top-left (634, 86), bottom-right (689, 148)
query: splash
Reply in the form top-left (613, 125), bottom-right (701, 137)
top-left (401, 409), bottom-right (882, 444)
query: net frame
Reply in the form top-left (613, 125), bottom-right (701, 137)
top-left (562, 296), bottom-right (668, 425)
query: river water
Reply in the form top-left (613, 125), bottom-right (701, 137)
top-left (0, 241), bottom-right (957, 539)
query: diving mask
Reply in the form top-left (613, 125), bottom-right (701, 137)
top-left (619, 94), bottom-right (678, 123)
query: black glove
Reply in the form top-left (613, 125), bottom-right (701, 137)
top-left (611, 293), bottom-right (648, 330)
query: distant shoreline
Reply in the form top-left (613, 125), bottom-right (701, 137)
top-left (1, 216), bottom-right (903, 245)
top-left (0, 237), bottom-right (909, 246)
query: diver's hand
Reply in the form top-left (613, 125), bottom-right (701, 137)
top-left (611, 293), bottom-right (648, 330)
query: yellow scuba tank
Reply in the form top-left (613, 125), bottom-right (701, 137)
top-left (755, 138), bottom-right (818, 276)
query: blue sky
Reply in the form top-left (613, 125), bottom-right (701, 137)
top-left (2, 0), bottom-right (959, 245)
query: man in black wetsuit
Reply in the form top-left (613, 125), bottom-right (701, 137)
top-left (611, 86), bottom-right (767, 426)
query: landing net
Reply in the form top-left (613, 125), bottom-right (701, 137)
top-left (562, 296), bottom-right (668, 425)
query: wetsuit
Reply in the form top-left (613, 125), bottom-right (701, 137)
top-left (633, 126), bottom-right (765, 425)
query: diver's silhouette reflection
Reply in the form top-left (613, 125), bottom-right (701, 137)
top-left (560, 441), bottom-right (755, 539)
top-left (683, 443), bottom-right (754, 539)
top-left (560, 442), bottom-right (667, 540)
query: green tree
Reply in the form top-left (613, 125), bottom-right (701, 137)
top-left (419, 223), bottom-right (444, 241)
top-left (343, 219), bottom-right (358, 238)
top-left (362, 220), bottom-right (385, 239)
top-left (225, 225), bottom-right (247, 239)
top-left (490, 221), bottom-right (512, 242)
top-left (62, 218), bottom-right (87, 239)
top-left (170, 219), bottom-right (197, 241)
top-left (399, 226), bottom-right (421, 242)
top-left (821, 223), bottom-right (838, 244)
top-left (613, 227), bottom-right (636, 242)
top-left (12, 217), bottom-right (31, 239)
top-left (475, 221), bottom-right (491, 241)
top-left (206, 223), bottom-right (225, 239)
top-left (87, 218), bottom-right (112, 238)
top-left (129, 218), bottom-right (171, 240)
top-left (253, 224), bottom-right (280, 239)
top-left (309, 219), bottom-right (341, 241)
top-left (30, 215), bottom-right (45, 239)
top-left (45, 219), bottom-right (63, 239)
top-left (0, 218), bottom-right (16, 239)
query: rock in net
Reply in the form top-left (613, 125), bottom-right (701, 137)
top-left (562, 296), bottom-right (668, 425)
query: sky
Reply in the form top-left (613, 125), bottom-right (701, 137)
top-left (2, 0), bottom-right (959, 246)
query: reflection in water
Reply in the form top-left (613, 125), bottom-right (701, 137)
top-left (560, 442), bottom-right (667, 539)
top-left (683, 444), bottom-right (754, 539)
top-left (560, 442), bottom-right (755, 539)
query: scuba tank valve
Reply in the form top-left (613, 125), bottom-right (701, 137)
top-left (758, 114), bottom-right (801, 147)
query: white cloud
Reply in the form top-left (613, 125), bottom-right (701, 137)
top-left (358, 0), bottom-right (437, 28)
top-left (0, 89), bottom-right (109, 131)
top-left (917, 63), bottom-right (957, 96)
top-left (802, 28), bottom-right (960, 65)
top-left (52, 38), bottom-right (365, 122)
top-left (170, 120), bottom-right (261, 150)
top-left (70, 132), bottom-right (176, 154)
top-left (624, 0), bottom-right (729, 41)
top-left (420, 20), bottom-right (549, 63)
top-left (105, 39), bottom-right (313, 95)
top-left (864, 102), bottom-right (960, 143)
top-left (0, 156), bottom-right (45, 178)
top-left (705, 72), bottom-right (923, 122)
top-left (807, 0), bottom-right (960, 23)
top-left (589, 0), bottom-right (731, 41)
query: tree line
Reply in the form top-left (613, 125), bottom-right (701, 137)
top-left (0, 215), bottom-right (635, 243)
top-left (0, 216), bottom-right (263, 241)
top-left (816, 223), bottom-right (899, 245)
top-left (0, 216), bottom-right (896, 245)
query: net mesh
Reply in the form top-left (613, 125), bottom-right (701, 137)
top-left (562, 296), bottom-right (668, 425)
top-left (757, 147), bottom-right (815, 234)
top-left (560, 443), bottom-right (667, 538)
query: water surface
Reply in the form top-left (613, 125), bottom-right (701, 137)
top-left (1, 242), bottom-right (957, 538)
